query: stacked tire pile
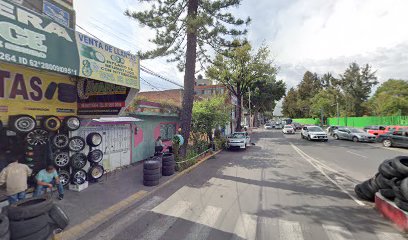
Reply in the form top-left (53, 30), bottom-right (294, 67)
top-left (143, 157), bottom-right (161, 186)
top-left (0, 196), bottom-right (69, 240)
top-left (355, 156), bottom-right (408, 211)
top-left (162, 153), bottom-right (175, 176)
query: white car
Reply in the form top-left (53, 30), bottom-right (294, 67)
top-left (264, 123), bottom-right (273, 129)
top-left (227, 132), bottom-right (251, 149)
top-left (282, 125), bottom-right (295, 134)
top-left (301, 126), bottom-right (328, 141)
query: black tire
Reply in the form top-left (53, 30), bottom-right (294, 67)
top-left (63, 116), bottom-right (81, 131)
top-left (392, 156), bottom-right (408, 176)
top-left (162, 161), bottom-right (175, 167)
top-left (54, 152), bottom-right (70, 168)
top-left (379, 160), bottom-right (403, 179)
top-left (42, 116), bottom-right (61, 132)
top-left (88, 150), bottom-right (103, 163)
top-left (143, 168), bottom-right (161, 175)
top-left (26, 129), bottom-right (48, 146)
top-left (0, 231), bottom-right (9, 240)
top-left (143, 173), bottom-right (161, 181)
top-left (58, 83), bottom-right (77, 103)
top-left (162, 153), bottom-right (174, 162)
top-left (52, 134), bottom-right (69, 149)
top-left (333, 134), bottom-right (339, 140)
top-left (162, 165), bottom-right (175, 172)
top-left (379, 189), bottom-right (395, 200)
top-left (44, 82), bottom-right (57, 100)
top-left (360, 181), bottom-right (375, 201)
top-left (144, 160), bottom-right (160, 170)
top-left (0, 214), bottom-right (9, 237)
top-left (395, 198), bottom-right (408, 212)
top-left (68, 136), bottom-right (86, 152)
top-left (7, 197), bottom-right (53, 221)
top-left (58, 170), bottom-right (70, 187)
top-left (162, 170), bottom-right (175, 176)
top-left (354, 184), bottom-right (371, 201)
top-left (9, 214), bottom-right (49, 239)
top-left (88, 165), bottom-right (104, 180)
top-left (16, 224), bottom-right (49, 240)
top-left (86, 133), bottom-right (102, 147)
top-left (382, 139), bottom-right (393, 148)
top-left (307, 135), bottom-right (311, 141)
top-left (352, 136), bottom-right (358, 142)
top-left (392, 185), bottom-right (407, 201)
top-left (400, 177), bottom-right (408, 201)
top-left (9, 115), bottom-right (36, 133)
top-left (71, 169), bottom-right (87, 185)
top-left (49, 205), bottom-right (69, 230)
top-left (143, 180), bottom-right (159, 187)
top-left (70, 153), bottom-right (87, 170)
top-left (375, 174), bottom-right (391, 189)
top-left (368, 178), bottom-right (379, 193)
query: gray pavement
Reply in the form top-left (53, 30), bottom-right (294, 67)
top-left (80, 129), bottom-right (408, 240)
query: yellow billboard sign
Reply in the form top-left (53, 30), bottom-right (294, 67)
top-left (0, 63), bottom-right (77, 124)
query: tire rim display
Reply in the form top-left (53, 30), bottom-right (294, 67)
top-left (66, 117), bottom-right (80, 131)
top-left (26, 129), bottom-right (48, 146)
top-left (88, 149), bottom-right (103, 163)
top-left (72, 170), bottom-right (86, 185)
top-left (54, 152), bottom-right (70, 167)
top-left (69, 137), bottom-right (85, 152)
top-left (89, 165), bottom-right (104, 179)
top-left (59, 171), bottom-right (70, 186)
top-left (15, 116), bottom-right (36, 133)
top-left (71, 153), bottom-right (87, 169)
top-left (53, 134), bottom-right (69, 149)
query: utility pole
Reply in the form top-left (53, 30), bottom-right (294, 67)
top-left (336, 96), bottom-right (339, 125)
top-left (248, 87), bottom-right (251, 128)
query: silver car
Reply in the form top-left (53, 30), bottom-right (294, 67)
top-left (333, 128), bottom-right (376, 142)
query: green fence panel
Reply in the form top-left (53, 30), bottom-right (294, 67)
top-left (292, 118), bottom-right (320, 125)
top-left (325, 116), bottom-right (408, 127)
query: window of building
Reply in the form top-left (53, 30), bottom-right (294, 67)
top-left (160, 123), bottom-right (176, 140)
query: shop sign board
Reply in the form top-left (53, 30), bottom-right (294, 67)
top-left (43, 0), bottom-right (70, 28)
top-left (0, 62), bottom-right (77, 124)
top-left (76, 32), bottom-right (140, 89)
top-left (76, 78), bottom-right (136, 116)
top-left (0, 0), bottom-right (79, 75)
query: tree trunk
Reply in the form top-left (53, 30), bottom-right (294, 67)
top-left (235, 92), bottom-right (242, 132)
top-left (253, 109), bottom-right (259, 127)
top-left (180, 0), bottom-right (198, 157)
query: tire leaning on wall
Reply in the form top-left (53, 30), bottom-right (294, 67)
top-left (42, 116), bottom-right (61, 132)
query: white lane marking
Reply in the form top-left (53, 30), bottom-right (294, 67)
top-left (346, 150), bottom-right (368, 159)
top-left (233, 213), bottom-right (258, 240)
top-left (376, 231), bottom-right (406, 240)
top-left (323, 225), bottom-right (354, 240)
top-left (184, 205), bottom-right (222, 240)
top-left (88, 196), bottom-right (163, 240)
top-left (290, 143), bottom-right (366, 206)
top-left (136, 201), bottom-right (191, 240)
top-left (278, 219), bottom-right (304, 240)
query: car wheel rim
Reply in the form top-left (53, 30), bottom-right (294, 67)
top-left (26, 129), bottom-right (48, 145)
top-left (70, 138), bottom-right (84, 151)
top-left (90, 166), bottom-right (103, 179)
top-left (73, 171), bottom-right (86, 184)
top-left (59, 172), bottom-right (70, 186)
top-left (16, 117), bottom-right (36, 132)
top-left (91, 135), bottom-right (102, 146)
top-left (55, 152), bottom-right (69, 167)
top-left (67, 117), bottom-right (80, 130)
top-left (53, 134), bottom-right (69, 148)
top-left (384, 140), bottom-right (391, 147)
top-left (89, 150), bottom-right (103, 163)
top-left (72, 154), bottom-right (87, 169)
top-left (353, 138), bottom-right (358, 142)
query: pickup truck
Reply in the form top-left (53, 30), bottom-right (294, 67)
top-left (365, 126), bottom-right (408, 136)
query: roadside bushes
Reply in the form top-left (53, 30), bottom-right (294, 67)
top-left (355, 156), bottom-right (408, 211)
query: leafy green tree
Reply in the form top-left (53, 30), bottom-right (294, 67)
top-left (206, 42), bottom-right (278, 131)
top-left (367, 79), bottom-right (408, 116)
top-left (338, 63), bottom-right (378, 116)
top-left (294, 71), bottom-right (322, 117)
top-left (125, 0), bottom-right (249, 156)
top-left (282, 88), bottom-right (300, 118)
top-left (191, 95), bottom-right (231, 143)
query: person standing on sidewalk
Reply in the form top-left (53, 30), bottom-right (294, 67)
top-left (34, 165), bottom-right (64, 200)
top-left (0, 154), bottom-right (32, 204)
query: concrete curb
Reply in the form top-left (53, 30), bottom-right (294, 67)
top-left (53, 149), bottom-right (223, 240)
top-left (375, 192), bottom-right (408, 231)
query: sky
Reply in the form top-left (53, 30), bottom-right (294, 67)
top-left (74, 0), bottom-right (408, 113)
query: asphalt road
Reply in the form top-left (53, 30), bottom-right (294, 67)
top-left (81, 129), bottom-right (408, 240)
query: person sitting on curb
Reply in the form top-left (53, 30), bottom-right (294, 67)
top-left (34, 165), bottom-right (64, 200)
top-left (0, 153), bottom-right (32, 204)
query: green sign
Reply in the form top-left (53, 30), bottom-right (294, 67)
top-left (0, 0), bottom-right (79, 75)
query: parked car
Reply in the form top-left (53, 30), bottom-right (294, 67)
top-left (292, 122), bottom-right (302, 130)
top-left (264, 123), bottom-right (273, 130)
top-left (301, 126), bottom-right (328, 141)
top-left (326, 125), bottom-right (346, 136)
top-left (275, 123), bottom-right (283, 129)
top-left (282, 125), bottom-right (295, 134)
top-left (227, 132), bottom-right (251, 150)
top-left (333, 128), bottom-right (376, 142)
top-left (363, 125), bottom-right (386, 135)
top-left (377, 130), bottom-right (408, 148)
top-left (367, 126), bottom-right (408, 136)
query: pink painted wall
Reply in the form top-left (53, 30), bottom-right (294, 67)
top-left (133, 125), bottom-right (144, 147)
top-left (153, 122), bottom-right (179, 149)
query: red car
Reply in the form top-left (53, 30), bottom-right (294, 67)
top-left (365, 126), bottom-right (408, 136)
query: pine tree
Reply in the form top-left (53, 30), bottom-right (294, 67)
top-left (125, 0), bottom-right (249, 156)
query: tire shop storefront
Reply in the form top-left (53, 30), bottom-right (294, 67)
top-left (0, 0), bottom-right (140, 196)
